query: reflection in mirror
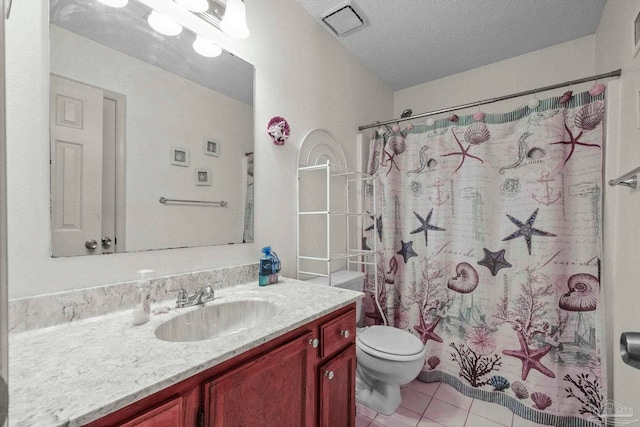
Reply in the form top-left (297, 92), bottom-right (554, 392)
top-left (49, 0), bottom-right (254, 257)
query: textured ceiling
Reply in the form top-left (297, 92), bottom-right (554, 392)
top-left (296, 0), bottom-right (607, 91)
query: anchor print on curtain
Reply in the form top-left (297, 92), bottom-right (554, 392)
top-left (363, 91), bottom-right (605, 426)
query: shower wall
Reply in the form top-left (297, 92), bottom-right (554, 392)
top-left (393, 0), bottom-right (640, 415)
top-left (594, 0), bottom-right (640, 417)
top-left (393, 35), bottom-right (596, 117)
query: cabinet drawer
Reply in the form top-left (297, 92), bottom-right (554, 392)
top-left (320, 309), bottom-right (355, 358)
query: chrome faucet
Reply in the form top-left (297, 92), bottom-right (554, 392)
top-left (172, 283), bottom-right (216, 308)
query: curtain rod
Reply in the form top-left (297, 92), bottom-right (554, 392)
top-left (358, 69), bottom-right (622, 131)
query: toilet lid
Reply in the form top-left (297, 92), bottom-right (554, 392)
top-left (357, 326), bottom-right (424, 358)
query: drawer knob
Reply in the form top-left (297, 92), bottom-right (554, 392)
top-left (309, 338), bottom-right (319, 348)
top-left (325, 370), bottom-right (335, 380)
top-left (340, 329), bottom-right (350, 338)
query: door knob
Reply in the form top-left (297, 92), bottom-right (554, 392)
top-left (340, 330), bottom-right (350, 338)
top-left (324, 370), bottom-right (334, 380)
top-left (101, 237), bottom-right (112, 249)
top-left (309, 338), bottom-right (319, 348)
top-left (621, 332), bottom-right (640, 370)
top-left (85, 239), bottom-right (98, 249)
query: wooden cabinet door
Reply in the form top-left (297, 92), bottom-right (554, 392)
top-left (318, 344), bottom-right (356, 427)
top-left (204, 331), bottom-right (315, 427)
top-left (115, 388), bottom-right (199, 427)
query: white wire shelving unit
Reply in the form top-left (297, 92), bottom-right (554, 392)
top-left (296, 129), bottom-right (377, 286)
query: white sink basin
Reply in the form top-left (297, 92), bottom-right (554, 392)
top-left (155, 299), bottom-right (280, 342)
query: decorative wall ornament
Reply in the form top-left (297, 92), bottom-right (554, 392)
top-left (195, 169), bottom-right (211, 186)
top-left (170, 147), bottom-right (189, 166)
top-left (204, 139), bottom-right (220, 157)
top-left (267, 116), bottom-right (290, 145)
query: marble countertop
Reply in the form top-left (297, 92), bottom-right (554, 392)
top-left (9, 278), bottom-right (362, 427)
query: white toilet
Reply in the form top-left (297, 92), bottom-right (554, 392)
top-left (309, 270), bottom-right (427, 415)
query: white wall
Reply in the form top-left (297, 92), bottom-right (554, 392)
top-left (6, 0), bottom-right (393, 298)
top-left (0, 1), bottom-right (7, 423)
top-left (51, 26), bottom-right (253, 251)
top-left (593, 0), bottom-right (640, 415)
top-left (394, 35), bottom-right (596, 118)
top-left (392, 5), bottom-right (640, 413)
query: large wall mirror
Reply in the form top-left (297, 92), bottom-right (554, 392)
top-left (49, 0), bottom-right (255, 257)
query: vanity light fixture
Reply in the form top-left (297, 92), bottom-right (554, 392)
top-left (220, 0), bottom-right (250, 39)
top-left (97, 0), bottom-right (129, 7)
top-left (148, 10), bottom-right (183, 36)
top-left (176, 0), bottom-right (209, 13)
top-left (193, 35), bottom-right (222, 57)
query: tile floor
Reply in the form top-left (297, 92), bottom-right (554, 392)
top-left (356, 381), bottom-right (546, 427)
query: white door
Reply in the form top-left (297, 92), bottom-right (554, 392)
top-left (101, 96), bottom-right (117, 254)
top-left (50, 75), bottom-right (104, 256)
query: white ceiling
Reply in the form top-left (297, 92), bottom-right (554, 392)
top-left (296, 0), bottom-right (607, 91)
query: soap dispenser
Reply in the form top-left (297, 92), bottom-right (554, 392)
top-left (133, 269), bottom-right (154, 325)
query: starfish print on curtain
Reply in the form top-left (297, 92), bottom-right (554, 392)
top-left (477, 248), bottom-right (512, 276)
top-left (397, 240), bottom-right (418, 263)
top-left (502, 208), bottom-right (556, 255)
top-left (410, 209), bottom-right (445, 246)
top-left (502, 331), bottom-right (555, 380)
top-left (364, 90), bottom-right (605, 426)
top-left (550, 123), bottom-right (601, 165)
top-left (550, 101), bottom-right (604, 165)
top-left (441, 128), bottom-right (484, 173)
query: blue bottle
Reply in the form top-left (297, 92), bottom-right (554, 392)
top-left (259, 246), bottom-right (274, 286)
top-left (259, 246), bottom-right (281, 286)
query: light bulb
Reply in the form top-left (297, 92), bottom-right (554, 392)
top-left (193, 35), bottom-right (222, 57)
top-left (220, 0), bottom-right (250, 39)
top-left (426, 118), bottom-right (435, 127)
top-left (97, 0), bottom-right (128, 7)
top-left (527, 97), bottom-right (540, 109)
top-left (148, 11), bottom-right (183, 36)
top-left (176, 0), bottom-right (209, 13)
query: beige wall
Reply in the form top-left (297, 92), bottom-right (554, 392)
top-left (0, 1), bottom-right (7, 424)
top-left (393, 35), bottom-right (596, 118)
top-left (392, 0), bottom-right (640, 412)
top-left (594, 0), bottom-right (640, 415)
top-left (5, 0), bottom-right (393, 298)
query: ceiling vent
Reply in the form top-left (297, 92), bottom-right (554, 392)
top-left (321, 1), bottom-right (366, 37)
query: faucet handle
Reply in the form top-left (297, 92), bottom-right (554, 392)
top-left (200, 283), bottom-right (215, 302)
top-left (169, 288), bottom-right (189, 306)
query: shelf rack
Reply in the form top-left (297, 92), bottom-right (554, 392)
top-left (296, 160), bottom-right (377, 285)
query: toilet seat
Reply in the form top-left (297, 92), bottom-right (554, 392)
top-left (357, 326), bottom-right (426, 362)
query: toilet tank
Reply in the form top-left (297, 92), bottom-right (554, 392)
top-left (308, 270), bottom-right (364, 323)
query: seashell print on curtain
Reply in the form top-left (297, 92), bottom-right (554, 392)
top-left (363, 91), bottom-right (606, 426)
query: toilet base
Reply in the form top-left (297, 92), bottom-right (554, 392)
top-left (355, 374), bottom-right (402, 416)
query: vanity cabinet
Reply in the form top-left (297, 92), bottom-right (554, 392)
top-left (118, 390), bottom-right (199, 427)
top-left (318, 345), bottom-right (356, 427)
top-left (85, 304), bottom-right (356, 427)
top-left (203, 331), bottom-right (316, 426)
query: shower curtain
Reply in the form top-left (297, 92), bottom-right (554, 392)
top-left (363, 91), bottom-right (605, 427)
top-left (243, 153), bottom-right (254, 243)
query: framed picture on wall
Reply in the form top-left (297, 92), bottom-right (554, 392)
top-left (195, 169), bottom-right (211, 186)
top-left (204, 139), bottom-right (220, 157)
top-left (171, 147), bottom-right (190, 166)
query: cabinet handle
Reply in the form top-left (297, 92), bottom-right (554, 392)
top-left (309, 338), bottom-right (319, 348)
top-left (340, 329), bottom-right (350, 338)
top-left (325, 370), bottom-right (335, 380)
